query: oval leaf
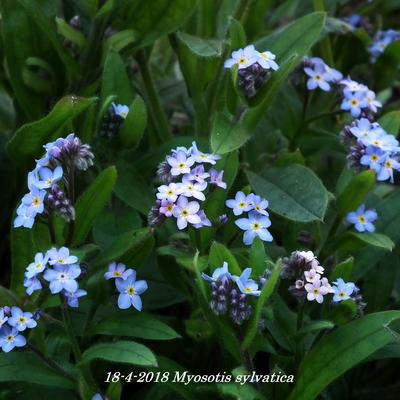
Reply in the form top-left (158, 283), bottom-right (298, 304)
top-left (246, 165), bottom-right (329, 222)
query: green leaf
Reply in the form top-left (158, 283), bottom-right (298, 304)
top-left (209, 242), bottom-right (241, 275)
top-left (296, 320), bottom-right (334, 338)
top-left (242, 261), bottom-right (281, 349)
top-left (249, 237), bottom-right (269, 276)
top-left (17, 0), bottom-right (79, 80)
top-left (229, 18), bottom-right (247, 49)
top-left (119, 95), bottom-right (147, 148)
top-left (176, 31), bottom-right (223, 57)
top-left (93, 206), bottom-right (141, 249)
top-left (334, 232), bottom-right (394, 253)
top-left (91, 313), bottom-right (181, 340)
top-left (336, 170), bottom-right (376, 215)
top-left (379, 110), bottom-right (400, 136)
top-left (7, 96), bottom-right (96, 164)
top-left (55, 17), bottom-right (86, 49)
top-left (93, 227), bottom-right (153, 266)
top-left (72, 166), bottom-right (117, 247)
top-left (288, 311), bottom-right (400, 400)
top-left (210, 112), bottom-right (250, 154)
top-left (330, 257), bottom-right (354, 282)
top-left (114, 163), bottom-right (154, 215)
top-left (246, 165), bottom-right (329, 222)
top-left (101, 51), bottom-right (133, 105)
top-left (120, 0), bottom-right (197, 48)
top-left (105, 29), bottom-right (137, 53)
top-left (81, 340), bottom-right (157, 367)
top-left (0, 352), bottom-right (75, 389)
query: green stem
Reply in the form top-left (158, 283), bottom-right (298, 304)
top-left (295, 300), bottom-right (306, 365)
top-left (137, 50), bottom-right (173, 143)
top-left (47, 214), bottom-right (56, 244)
top-left (60, 297), bottom-right (82, 361)
top-left (60, 297), bottom-right (101, 395)
top-left (28, 343), bottom-right (76, 383)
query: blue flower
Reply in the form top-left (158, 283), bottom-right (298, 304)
top-left (8, 307), bottom-right (37, 332)
top-left (209, 169), bottom-right (227, 189)
top-left (332, 278), bottom-right (355, 302)
top-left (46, 247), bottom-right (78, 266)
top-left (180, 176), bottom-right (207, 201)
top-left (190, 142), bottom-right (221, 165)
top-left (104, 262), bottom-right (134, 280)
top-left (201, 262), bottom-right (231, 283)
top-left (167, 150), bottom-right (195, 176)
top-left (341, 90), bottom-right (368, 117)
top-left (233, 268), bottom-right (261, 296)
top-left (304, 64), bottom-right (331, 91)
top-left (112, 103), bottom-right (129, 119)
top-left (13, 205), bottom-right (36, 229)
top-left (172, 196), bottom-right (201, 230)
top-left (349, 118), bottom-right (382, 140)
top-left (226, 191), bottom-right (253, 216)
top-left (25, 252), bottom-right (49, 279)
top-left (184, 165), bottom-right (210, 183)
top-left (21, 187), bottom-right (46, 215)
top-left (376, 154), bottom-right (400, 183)
top-left (360, 146), bottom-right (385, 172)
top-left (24, 277), bottom-right (42, 295)
top-left (64, 289), bottom-right (87, 308)
top-left (0, 325), bottom-right (26, 353)
top-left (34, 166), bottom-right (63, 190)
top-left (235, 211), bottom-right (273, 245)
top-left (224, 45), bottom-right (258, 69)
top-left (0, 308), bottom-right (8, 328)
top-left (193, 210), bottom-right (212, 229)
top-left (115, 271), bottom-right (148, 311)
top-left (43, 264), bottom-right (81, 294)
top-left (346, 204), bottom-right (377, 232)
top-left (247, 194), bottom-right (269, 216)
top-left (255, 50), bottom-right (279, 71)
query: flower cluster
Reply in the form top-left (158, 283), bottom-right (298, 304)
top-left (224, 44), bottom-right (279, 98)
top-left (202, 262), bottom-right (263, 325)
top-left (23, 247), bottom-right (87, 308)
top-left (368, 29), bottom-right (400, 63)
top-left (342, 118), bottom-right (400, 182)
top-left (346, 204), bottom-right (377, 232)
top-left (282, 251), bottom-right (333, 304)
top-left (226, 192), bottom-right (273, 245)
top-left (13, 133), bottom-right (94, 229)
top-left (100, 102), bottom-right (130, 139)
top-left (104, 262), bottom-right (148, 311)
top-left (302, 57), bottom-right (381, 119)
top-left (149, 142), bottom-right (226, 230)
top-left (0, 306), bottom-right (39, 352)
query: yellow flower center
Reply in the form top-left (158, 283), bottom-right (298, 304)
top-left (35, 263), bottom-right (42, 270)
top-left (245, 287), bottom-right (252, 293)
top-left (167, 205), bottom-right (173, 211)
top-left (252, 223), bottom-right (260, 230)
top-left (385, 161), bottom-right (392, 168)
top-left (127, 287), bottom-right (135, 295)
top-left (33, 197), bottom-right (40, 206)
top-left (178, 163), bottom-right (185, 169)
top-left (6, 335), bottom-right (13, 342)
top-left (181, 210), bottom-right (189, 217)
top-left (239, 202), bottom-right (246, 208)
top-left (371, 155), bottom-right (378, 161)
top-left (18, 317), bottom-right (25, 323)
top-left (358, 215), bottom-right (366, 223)
top-left (113, 271), bottom-right (122, 277)
top-left (351, 99), bottom-right (358, 106)
top-left (339, 292), bottom-right (346, 298)
top-left (313, 288), bottom-right (319, 295)
top-left (315, 75), bottom-right (321, 81)
top-left (239, 57), bottom-right (246, 65)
